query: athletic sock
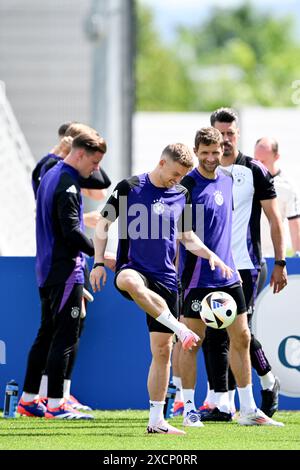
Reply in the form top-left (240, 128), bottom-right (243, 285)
top-left (63, 379), bottom-right (71, 400)
top-left (38, 374), bottom-right (48, 397)
top-left (149, 401), bottom-right (165, 426)
top-left (22, 392), bottom-right (39, 403)
top-left (156, 310), bottom-right (187, 337)
top-left (214, 392), bottom-right (230, 413)
top-left (205, 385), bottom-right (216, 408)
top-left (182, 389), bottom-right (196, 416)
top-left (173, 376), bottom-right (184, 402)
top-left (228, 389), bottom-right (236, 413)
top-left (260, 371), bottom-right (275, 390)
top-left (48, 398), bottom-right (64, 409)
top-left (237, 384), bottom-right (257, 415)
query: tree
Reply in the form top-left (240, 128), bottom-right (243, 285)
top-left (175, 2), bottom-right (300, 110)
top-left (136, 2), bottom-right (196, 111)
top-left (136, 1), bottom-right (300, 111)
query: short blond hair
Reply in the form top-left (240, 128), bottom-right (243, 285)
top-left (65, 123), bottom-right (98, 139)
top-left (162, 143), bottom-right (194, 169)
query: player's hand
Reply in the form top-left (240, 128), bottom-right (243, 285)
top-left (270, 265), bottom-right (287, 293)
top-left (209, 253), bottom-right (234, 279)
top-left (83, 210), bottom-right (100, 228)
top-left (90, 265), bottom-right (107, 292)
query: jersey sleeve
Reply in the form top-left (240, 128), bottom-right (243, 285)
top-left (177, 183), bottom-right (193, 233)
top-left (56, 189), bottom-right (94, 256)
top-left (251, 160), bottom-right (277, 201)
top-left (31, 155), bottom-right (52, 198)
top-left (78, 168), bottom-right (111, 190)
top-left (100, 179), bottom-right (131, 222)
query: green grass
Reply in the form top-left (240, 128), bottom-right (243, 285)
top-left (0, 410), bottom-right (299, 450)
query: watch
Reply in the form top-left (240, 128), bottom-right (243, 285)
top-left (274, 260), bottom-right (286, 267)
top-left (93, 262), bottom-right (105, 269)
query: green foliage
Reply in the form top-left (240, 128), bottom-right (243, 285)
top-left (137, 1), bottom-right (300, 111)
top-left (136, 3), bottom-right (196, 111)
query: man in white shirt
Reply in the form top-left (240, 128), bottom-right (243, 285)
top-left (254, 137), bottom-right (300, 257)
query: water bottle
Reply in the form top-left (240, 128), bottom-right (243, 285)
top-left (163, 382), bottom-right (176, 419)
top-left (3, 380), bottom-right (18, 418)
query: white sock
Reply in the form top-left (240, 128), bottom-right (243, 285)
top-left (38, 374), bottom-right (48, 397)
top-left (172, 376), bottom-right (184, 402)
top-left (205, 385), bottom-right (216, 408)
top-left (63, 379), bottom-right (71, 399)
top-left (260, 372), bottom-right (275, 390)
top-left (182, 389), bottom-right (196, 416)
top-left (237, 385), bottom-right (257, 415)
top-left (228, 389), bottom-right (236, 413)
top-left (22, 392), bottom-right (39, 402)
top-left (149, 400), bottom-right (165, 426)
top-left (156, 310), bottom-right (187, 337)
top-left (214, 392), bottom-right (230, 413)
top-left (48, 398), bottom-right (64, 409)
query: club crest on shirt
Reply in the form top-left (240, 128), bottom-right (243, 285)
top-left (233, 172), bottom-right (245, 186)
top-left (191, 300), bottom-right (201, 312)
top-left (71, 307), bottom-right (80, 318)
top-left (152, 199), bottom-right (165, 215)
top-left (214, 190), bottom-right (224, 206)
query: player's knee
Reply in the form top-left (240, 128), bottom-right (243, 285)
top-left (232, 328), bottom-right (250, 350)
top-left (152, 342), bottom-right (172, 363)
top-left (116, 273), bottom-right (141, 295)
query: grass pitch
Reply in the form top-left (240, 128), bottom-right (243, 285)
top-left (0, 410), bottom-right (299, 450)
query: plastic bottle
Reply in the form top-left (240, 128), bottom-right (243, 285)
top-left (3, 380), bottom-right (18, 418)
top-left (163, 382), bottom-right (176, 419)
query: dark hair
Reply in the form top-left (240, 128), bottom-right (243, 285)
top-left (58, 121), bottom-right (75, 137)
top-left (72, 132), bottom-right (107, 154)
top-left (255, 137), bottom-right (279, 155)
top-left (210, 107), bottom-right (239, 126)
top-left (194, 127), bottom-right (224, 150)
top-left (162, 143), bottom-right (194, 169)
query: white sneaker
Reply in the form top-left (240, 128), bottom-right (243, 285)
top-left (146, 419), bottom-right (186, 435)
top-left (183, 410), bottom-right (204, 427)
top-left (178, 328), bottom-right (200, 351)
top-left (238, 408), bottom-right (284, 427)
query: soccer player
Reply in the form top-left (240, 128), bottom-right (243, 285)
top-left (32, 122), bottom-right (111, 206)
top-left (254, 137), bottom-right (300, 257)
top-left (202, 108), bottom-right (287, 419)
top-left (31, 122), bottom-right (113, 411)
top-left (90, 143), bottom-right (233, 435)
top-left (18, 131), bottom-right (106, 419)
top-left (178, 126), bottom-right (283, 427)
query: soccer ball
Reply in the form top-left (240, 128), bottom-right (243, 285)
top-left (200, 291), bottom-right (237, 329)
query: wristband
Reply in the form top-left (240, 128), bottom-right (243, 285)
top-left (93, 262), bottom-right (105, 269)
top-left (274, 260), bottom-right (286, 267)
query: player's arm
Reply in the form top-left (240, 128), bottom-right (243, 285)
top-left (81, 188), bottom-right (107, 201)
top-left (261, 198), bottom-right (287, 293)
top-left (89, 179), bottom-right (127, 291)
top-left (89, 214), bottom-right (113, 291)
top-left (179, 230), bottom-right (233, 279)
top-left (79, 168), bottom-right (111, 201)
top-left (57, 189), bottom-right (94, 256)
top-left (252, 161), bottom-right (287, 292)
top-left (261, 198), bottom-right (285, 260)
